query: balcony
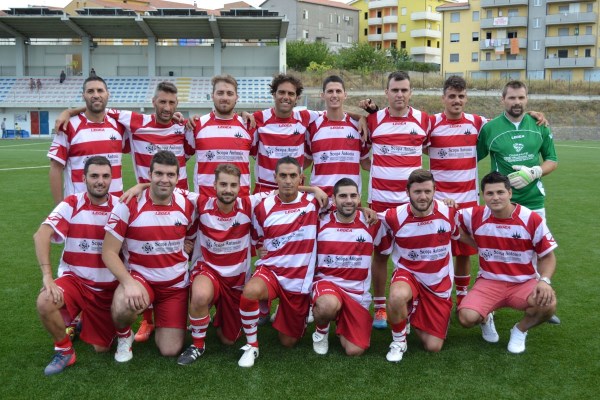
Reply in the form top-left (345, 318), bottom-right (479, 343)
top-left (544, 57), bottom-right (596, 68)
top-left (368, 33), bottom-right (383, 42)
top-left (410, 29), bottom-right (442, 39)
top-left (382, 15), bottom-right (398, 24)
top-left (480, 37), bottom-right (527, 50)
top-left (546, 12), bottom-right (597, 25)
top-left (368, 17), bottom-right (383, 26)
top-left (545, 35), bottom-right (596, 47)
top-left (410, 47), bottom-right (441, 57)
top-left (368, 0), bottom-right (398, 10)
top-left (481, 16), bottom-right (527, 28)
top-left (546, 0), bottom-right (583, 3)
top-left (411, 11), bottom-right (441, 22)
top-left (481, 0), bottom-right (528, 7)
top-left (383, 31), bottom-right (398, 41)
top-left (480, 59), bottom-right (526, 70)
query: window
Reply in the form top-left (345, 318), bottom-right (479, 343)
top-left (472, 52), bottom-right (479, 62)
top-left (377, 27), bottom-right (382, 34)
top-left (485, 52), bottom-right (491, 61)
top-left (364, 28), bottom-right (368, 36)
top-left (450, 33), bottom-right (460, 43)
top-left (450, 12), bottom-right (460, 23)
top-left (302, 30), bottom-right (309, 39)
top-left (472, 32), bottom-right (479, 42)
top-left (336, 33), bottom-right (340, 42)
top-left (472, 11), bottom-right (479, 21)
top-left (533, 40), bottom-right (540, 50)
top-left (376, 43), bottom-right (382, 50)
top-left (508, 31), bottom-right (518, 39)
top-left (364, 12), bottom-right (368, 20)
top-left (303, 10), bottom-right (308, 19)
top-left (391, 41), bottom-right (396, 49)
top-left (585, 48), bottom-right (592, 57)
top-left (450, 53), bottom-right (459, 63)
top-left (348, 35), bottom-right (353, 43)
top-left (557, 49), bottom-right (568, 58)
top-left (534, 0), bottom-right (541, 6)
top-left (401, 8), bottom-right (407, 16)
top-left (377, 11), bottom-right (382, 18)
top-left (587, 3), bottom-right (593, 12)
top-left (533, 18), bottom-right (540, 28)
top-left (401, 24), bottom-right (406, 32)
top-left (427, 39), bottom-right (431, 47)
top-left (318, 22), bottom-right (323, 29)
top-left (330, 14), bottom-right (334, 23)
top-left (486, 10), bottom-right (492, 18)
top-left (558, 6), bottom-right (569, 13)
top-left (486, 32), bottom-right (492, 40)
top-left (400, 40), bottom-right (406, 49)
top-left (558, 28), bottom-right (569, 36)
top-left (508, 9), bottom-right (518, 17)
top-left (337, 15), bottom-right (341, 24)
top-left (586, 26), bottom-right (593, 35)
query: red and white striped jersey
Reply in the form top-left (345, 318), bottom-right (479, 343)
top-left (190, 191), bottom-right (272, 290)
top-left (253, 192), bottom-right (319, 294)
top-left (252, 108), bottom-right (319, 191)
top-left (188, 112), bottom-right (253, 197)
top-left (108, 109), bottom-right (194, 190)
top-left (306, 113), bottom-right (370, 197)
top-left (427, 113), bottom-right (486, 207)
top-left (458, 204), bottom-right (558, 283)
top-left (314, 211), bottom-right (390, 309)
top-left (105, 189), bottom-right (196, 288)
top-left (379, 200), bottom-right (459, 299)
top-left (43, 192), bottom-right (119, 291)
top-left (366, 107), bottom-right (430, 210)
top-left (48, 113), bottom-right (126, 197)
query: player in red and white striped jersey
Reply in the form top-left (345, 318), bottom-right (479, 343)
top-left (426, 76), bottom-right (487, 307)
top-left (378, 169), bottom-right (458, 362)
top-left (103, 151), bottom-right (196, 362)
top-left (305, 75), bottom-right (370, 198)
top-left (49, 76), bottom-right (126, 204)
top-left (238, 156), bottom-right (320, 367)
top-left (457, 172), bottom-right (557, 353)
top-left (361, 72), bottom-right (431, 330)
top-left (311, 178), bottom-right (390, 356)
top-left (34, 156), bottom-right (118, 375)
top-left (187, 75), bottom-right (253, 197)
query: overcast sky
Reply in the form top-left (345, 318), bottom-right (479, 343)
top-left (3, 1), bottom-right (350, 11)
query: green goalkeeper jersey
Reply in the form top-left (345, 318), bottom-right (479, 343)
top-left (477, 113), bottom-right (558, 210)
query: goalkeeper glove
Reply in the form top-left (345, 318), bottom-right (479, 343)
top-left (508, 165), bottom-right (543, 189)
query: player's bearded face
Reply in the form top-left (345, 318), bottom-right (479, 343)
top-left (83, 81), bottom-right (109, 114)
top-left (215, 173), bottom-right (240, 206)
top-left (334, 186), bottom-right (359, 219)
top-left (84, 164), bottom-right (111, 200)
top-left (502, 87), bottom-right (528, 119)
top-left (275, 163), bottom-right (302, 201)
top-left (153, 91), bottom-right (178, 124)
top-left (150, 163), bottom-right (178, 201)
top-left (212, 82), bottom-right (238, 117)
top-left (407, 181), bottom-right (435, 214)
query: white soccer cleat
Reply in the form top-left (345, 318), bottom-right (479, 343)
top-left (386, 341), bottom-right (407, 362)
top-left (507, 324), bottom-right (528, 354)
top-left (312, 331), bottom-right (329, 355)
top-left (238, 344), bottom-right (259, 367)
top-left (480, 312), bottom-right (500, 343)
top-left (114, 332), bottom-right (134, 363)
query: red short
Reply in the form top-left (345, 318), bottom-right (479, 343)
top-left (451, 238), bottom-right (477, 257)
top-left (55, 274), bottom-right (116, 348)
top-left (391, 269), bottom-right (452, 340)
top-left (132, 272), bottom-right (189, 330)
top-left (312, 281), bottom-right (373, 350)
top-left (253, 266), bottom-right (310, 339)
top-left (458, 277), bottom-right (538, 318)
top-left (191, 265), bottom-right (242, 343)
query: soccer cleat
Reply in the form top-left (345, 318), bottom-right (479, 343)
top-left (386, 341), bottom-right (407, 362)
top-left (547, 314), bottom-right (561, 325)
top-left (312, 331), bottom-right (329, 355)
top-left (44, 351), bottom-right (76, 376)
top-left (134, 320), bottom-right (155, 342)
top-left (306, 305), bottom-right (314, 324)
top-left (177, 345), bottom-right (205, 366)
top-left (114, 332), bottom-right (134, 363)
top-left (507, 324), bottom-right (528, 354)
top-left (480, 312), bottom-right (500, 343)
top-left (372, 308), bottom-right (388, 329)
top-left (238, 344), bottom-right (259, 368)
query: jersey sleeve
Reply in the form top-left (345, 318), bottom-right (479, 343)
top-left (476, 125), bottom-right (490, 161)
top-left (248, 190), bottom-right (276, 209)
top-left (372, 220), bottom-right (393, 255)
top-left (47, 128), bottom-right (69, 166)
top-left (531, 215), bottom-right (558, 257)
top-left (42, 199), bottom-right (75, 243)
top-left (539, 126), bottom-right (558, 163)
top-left (104, 201), bottom-right (131, 242)
top-left (457, 207), bottom-right (473, 235)
top-left (449, 207), bottom-right (460, 241)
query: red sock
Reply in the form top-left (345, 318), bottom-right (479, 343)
top-left (54, 335), bottom-right (74, 355)
top-left (316, 323), bottom-right (330, 335)
top-left (374, 297), bottom-right (386, 310)
top-left (455, 275), bottom-right (471, 305)
top-left (240, 295), bottom-right (259, 347)
top-left (391, 320), bottom-right (407, 342)
top-left (190, 314), bottom-right (210, 349)
top-left (142, 308), bottom-right (153, 324)
top-left (116, 327), bottom-right (132, 338)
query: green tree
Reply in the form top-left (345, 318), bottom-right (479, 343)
top-left (286, 40), bottom-right (331, 71)
top-left (334, 42), bottom-right (392, 72)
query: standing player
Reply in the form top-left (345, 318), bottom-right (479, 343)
top-left (305, 75), bottom-right (370, 197)
top-left (477, 80), bottom-right (559, 324)
top-left (311, 178), bottom-right (390, 356)
top-left (48, 76), bottom-right (126, 204)
top-left (237, 156), bottom-right (320, 367)
top-left (34, 156), bottom-right (118, 375)
top-left (102, 151), bottom-right (196, 362)
top-left (378, 169), bottom-right (458, 362)
top-left (363, 71), bottom-right (431, 329)
top-left (188, 75), bottom-right (253, 197)
top-left (457, 172), bottom-right (557, 353)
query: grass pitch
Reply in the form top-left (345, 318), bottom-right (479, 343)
top-left (0, 139), bottom-right (598, 399)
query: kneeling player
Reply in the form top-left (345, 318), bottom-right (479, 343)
top-left (311, 178), bottom-right (390, 356)
top-left (34, 156), bottom-right (118, 375)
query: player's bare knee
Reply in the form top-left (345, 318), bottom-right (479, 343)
top-left (423, 339), bottom-right (444, 353)
top-left (242, 280), bottom-right (264, 300)
top-left (36, 292), bottom-right (56, 315)
top-left (190, 290), bottom-right (211, 309)
top-left (344, 346), bottom-right (365, 357)
top-left (279, 334), bottom-right (298, 348)
top-left (458, 309), bottom-right (480, 328)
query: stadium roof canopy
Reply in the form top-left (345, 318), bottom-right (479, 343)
top-left (0, 12), bottom-right (288, 41)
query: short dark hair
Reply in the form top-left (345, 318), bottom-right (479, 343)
top-left (212, 74), bottom-right (238, 93)
top-left (275, 156), bottom-right (301, 174)
top-left (333, 178), bottom-right (358, 196)
top-left (480, 171), bottom-right (511, 191)
top-left (84, 155), bottom-right (111, 175)
top-left (387, 71), bottom-right (411, 89)
top-left (82, 76), bottom-right (107, 93)
top-left (270, 73), bottom-right (303, 97)
top-left (406, 169), bottom-right (435, 190)
top-left (154, 81), bottom-right (178, 97)
top-left (214, 163), bottom-right (241, 181)
top-left (322, 75), bottom-right (345, 92)
top-left (502, 80), bottom-right (528, 98)
top-left (150, 150), bottom-right (179, 174)
top-left (443, 75), bottom-right (467, 94)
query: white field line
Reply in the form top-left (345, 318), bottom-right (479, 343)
top-left (0, 142), bottom-right (49, 148)
top-left (0, 165), bottom-right (49, 171)
top-left (555, 144), bottom-right (600, 149)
